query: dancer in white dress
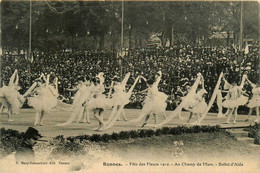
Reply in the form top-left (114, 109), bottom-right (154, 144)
top-left (222, 77), bottom-right (248, 124)
top-left (109, 73), bottom-right (131, 121)
top-left (245, 77), bottom-right (260, 123)
top-left (130, 71), bottom-right (167, 127)
top-left (87, 73), bottom-right (112, 130)
top-left (185, 76), bottom-right (208, 124)
top-left (56, 78), bottom-right (91, 126)
top-left (99, 73), bottom-right (141, 130)
top-left (28, 74), bottom-right (58, 126)
top-left (0, 69), bottom-right (25, 121)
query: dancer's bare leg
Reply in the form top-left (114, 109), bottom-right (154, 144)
top-left (39, 110), bottom-right (45, 126)
top-left (223, 108), bottom-right (229, 116)
top-left (0, 104), bottom-right (4, 113)
top-left (196, 113), bottom-right (201, 125)
top-left (190, 113), bottom-right (200, 125)
top-left (116, 106), bottom-right (122, 121)
top-left (246, 108), bottom-right (253, 121)
top-left (187, 112), bottom-right (193, 123)
top-left (93, 109), bottom-right (105, 130)
top-left (86, 109), bottom-right (90, 123)
top-left (153, 113), bottom-right (157, 124)
top-left (233, 107), bottom-right (238, 124)
top-left (254, 107), bottom-right (259, 123)
top-left (163, 112), bottom-right (167, 119)
top-left (121, 109), bottom-right (127, 121)
top-left (196, 113), bottom-right (200, 122)
top-left (34, 112), bottom-right (40, 126)
top-left (224, 108), bottom-right (234, 124)
top-left (7, 103), bottom-right (13, 122)
top-left (130, 111), bottom-right (147, 123)
top-left (76, 107), bottom-right (85, 123)
top-left (217, 105), bottom-right (224, 118)
top-left (116, 106), bottom-right (127, 121)
top-left (142, 114), bottom-right (150, 127)
top-left (82, 108), bottom-right (90, 123)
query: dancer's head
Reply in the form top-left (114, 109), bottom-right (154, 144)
top-left (147, 78), bottom-right (154, 87)
top-left (231, 80), bottom-right (238, 86)
top-left (186, 85), bottom-right (191, 91)
top-left (91, 77), bottom-right (97, 85)
top-left (198, 89), bottom-right (207, 96)
top-left (112, 76), bottom-right (120, 84)
top-left (14, 85), bottom-right (21, 91)
top-left (77, 76), bottom-right (84, 84)
top-left (155, 71), bottom-right (161, 80)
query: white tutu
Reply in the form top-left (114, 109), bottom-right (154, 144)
top-left (247, 96), bottom-right (260, 108)
top-left (0, 87), bottom-right (6, 97)
top-left (182, 93), bottom-right (198, 111)
top-left (247, 88), bottom-right (260, 108)
top-left (223, 95), bottom-right (248, 108)
top-left (55, 100), bottom-right (73, 111)
top-left (87, 95), bottom-right (113, 110)
top-left (190, 100), bottom-right (208, 114)
top-left (142, 91), bottom-right (167, 115)
top-left (2, 86), bottom-right (23, 114)
top-left (28, 87), bottom-right (57, 111)
top-left (72, 86), bottom-right (91, 110)
top-left (112, 91), bottom-right (130, 106)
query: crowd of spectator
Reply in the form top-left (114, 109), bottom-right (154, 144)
top-left (1, 44), bottom-right (259, 112)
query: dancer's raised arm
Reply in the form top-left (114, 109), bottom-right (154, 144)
top-left (14, 70), bottom-right (19, 86)
top-left (121, 72), bottom-right (131, 89)
top-left (9, 69), bottom-right (18, 86)
top-left (239, 74), bottom-right (247, 89)
top-left (246, 77), bottom-right (256, 88)
top-left (223, 76), bottom-right (232, 90)
top-left (107, 81), bottom-right (114, 98)
top-left (153, 71), bottom-right (162, 88)
top-left (127, 75), bottom-right (141, 94)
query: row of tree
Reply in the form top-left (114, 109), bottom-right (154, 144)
top-left (1, 1), bottom-right (259, 52)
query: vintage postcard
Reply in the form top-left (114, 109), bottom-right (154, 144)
top-left (0, 0), bottom-right (259, 172)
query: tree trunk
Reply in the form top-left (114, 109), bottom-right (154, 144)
top-left (226, 31), bottom-right (230, 47)
top-left (129, 28), bottom-right (132, 50)
top-left (139, 34), bottom-right (142, 48)
top-left (99, 33), bottom-right (105, 50)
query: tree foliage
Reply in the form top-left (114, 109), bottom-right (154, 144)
top-left (1, 1), bottom-right (259, 52)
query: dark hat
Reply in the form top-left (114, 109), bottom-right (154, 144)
top-left (24, 127), bottom-right (43, 139)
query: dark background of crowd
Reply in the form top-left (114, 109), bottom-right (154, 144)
top-left (1, 45), bottom-right (259, 113)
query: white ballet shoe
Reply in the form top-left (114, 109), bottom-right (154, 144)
top-left (34, 122), bottom-right (40, 126)
top-left (232, 120), bottom-right (236, 124)
top-left (8, 119), bottom-right (14, 122)
top-left (254, 119), bottom-right (259, 123)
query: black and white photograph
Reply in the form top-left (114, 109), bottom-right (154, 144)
top-left (0, 0), bottom-right (259, 172)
